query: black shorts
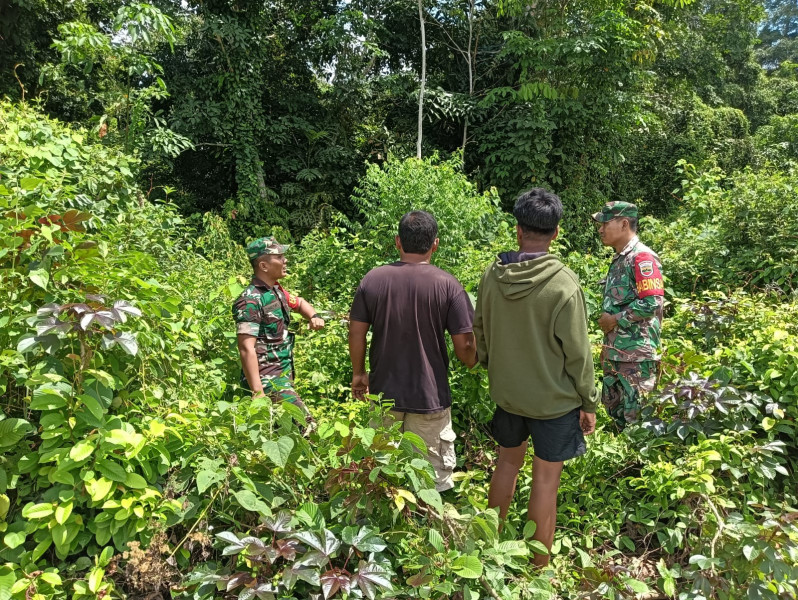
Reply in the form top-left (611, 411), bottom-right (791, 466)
top-left (490, 406), bottom-right (586, 463)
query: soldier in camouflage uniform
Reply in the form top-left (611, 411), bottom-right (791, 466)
top-left (232, 237), bottom-right (325, 414)
top-left (593, 202), bottom-right (664, 429)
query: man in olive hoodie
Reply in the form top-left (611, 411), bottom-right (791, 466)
top-left (473, 188), bottom-right (598, 566)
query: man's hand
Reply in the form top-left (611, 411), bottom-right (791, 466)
top-left (598, 312), bottom-right (619, 334)
top-left (252, 390), bottom-right (266, 399)
top-left (309, 316), bottom-right (325, 330)
top-left (580, 410), bottom-right (596, 435)
top-left (351, 373), bottom-right (369, 400)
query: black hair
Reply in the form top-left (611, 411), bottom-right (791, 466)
top-left (626, 217), bottom-right (639, 233)
top-left (398, 211), bottom-right (438, 254)
top-left (513, 188), bottom-right (563, 236)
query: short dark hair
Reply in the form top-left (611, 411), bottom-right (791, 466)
top-left (626, 217), bottom-right (639, 233)
top-left (513, 188), bottom-right (563, 236)
top-left (398, 211), bottom-right (438, 254)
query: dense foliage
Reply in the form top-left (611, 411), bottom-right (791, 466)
top-left (2, 0), bottom-right (798, 597)
top-left (1, 102), bottom-right (797, 600)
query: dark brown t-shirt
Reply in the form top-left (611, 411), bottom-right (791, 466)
top-left (350, 262), bottom-right (474, 413)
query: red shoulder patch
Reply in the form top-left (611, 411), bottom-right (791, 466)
top-left (277, 284), bottom-right (301, 309)
top-left (634, 253), bottom-right (664, 298)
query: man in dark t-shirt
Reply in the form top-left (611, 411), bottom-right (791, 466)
top-left (349, 211), bottom-right (477, 492)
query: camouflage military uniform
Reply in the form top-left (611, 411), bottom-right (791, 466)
top-left (232, 278), bottom-right (304, 405)
top-left (597, 229), bottom-right (664, 429)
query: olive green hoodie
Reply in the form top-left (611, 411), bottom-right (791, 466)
top-left (473, 253), bottom-right (599, 419)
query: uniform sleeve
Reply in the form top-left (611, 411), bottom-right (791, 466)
top-left (232, 296), bottom-right (261, 336)
top-left (446, 286), bottom-right (474, 335)
top-left (349, 281), bottom-right (371, 323)
top-left (554, 290), bottom-right (599, 412)
top-left (617, 253), bottom-right (665, 327)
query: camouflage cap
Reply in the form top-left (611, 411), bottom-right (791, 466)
top-left (592, 201), bottom-right (639, 223)
top-left (246, 236), bottom-right (289, 261)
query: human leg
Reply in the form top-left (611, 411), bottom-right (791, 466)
top-left (527, 455), bottom-right (563, 566)
top-left (402, 409), bottom-right (456, 492)
top-left (488, 406), bottom-right (534, 521)
top-left (488, 442), bottom-right (528, 521)
top-left (525, 408), bottom-right (584, 566)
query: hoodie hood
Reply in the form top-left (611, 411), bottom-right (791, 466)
top-left (490, 253), bottom-right (565, 299)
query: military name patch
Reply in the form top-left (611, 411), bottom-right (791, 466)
top-left (634, 253), bottom-right (664, 298)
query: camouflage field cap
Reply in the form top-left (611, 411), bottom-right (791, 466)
top-left (592, 201), bottom-right (639, 223)
top-left (246, 236), bottom-right (289, 261)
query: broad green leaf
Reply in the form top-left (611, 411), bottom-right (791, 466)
top-left (22, 502), bottom-right (54, 519)
top-left (196, 469), bottom-right (224, 494)
top-left (69, 440), bottom-right (95, 462)
top-left (30, 384), bottom-right (70, 410)
top-left (428, 529), bottom-right (444, 553)
top-left (29, 268), bottom-right (49, 290)
top-left (3, 531), bottom-right (26, 549)
top-left (85, 477), bottom-right (114, 501)
top-left (78, 393), bottom-right (105, 421)
top-left (124, 472), bottom-right (147, 489)
top-left (418, 488), bottom-right (443, 514)
top-left (20, 176), bottom-right (44, 190)
top-left (262, 436), bottom-right (294, 469)
top-left (452, 555), bottom-right (483, 579)
top-left (0, 418), bottom-right (33, 449)
top-left (39, 572), bottom-right (62, 586)
top-left (0, 494), bottom-right (8, 519)
top-left (87, 568), bottom-right (104, 593)
top-left (96, 459), bottom-right (127, 482)
top-left (0, 566), bottom-right (16, 600)
top-left (55, 500), bottom-right (74, 525)
top-left (232, 489), bottom-right (272, 517)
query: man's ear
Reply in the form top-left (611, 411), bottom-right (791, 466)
top-left (516, 225), bottom-right (523, 245)
top-left (430, 238), bottom-right (439, 253)
top-left (552, 225), bottom-right (560, 241)
top-left (395, 236), bottom-right (402, 252)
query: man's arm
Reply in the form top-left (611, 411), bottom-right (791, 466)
top-left (555, 291), bottom-right (599, 416)
top-left (293, 296), bottom-right (325, 330)
top-left (452, 332), bottom-right (477, 368)
top-left (473, 282), bottom-right (488, 368)
top-left (237, 334), bottom-right (264, 397)
top-left (348, 319), bottom-right (370, 400)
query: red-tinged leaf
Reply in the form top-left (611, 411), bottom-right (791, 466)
top-left (283, 564), bottom-right (321, 589)
top-left (262, 511), bottom-right (293, 533)
top-left (296, 550), bottom-right (328, 568)
top-left (291, 529), bottom-right (340, 556)
top-left (239, 536), bottom-right (267, 556)
top-left (61, 209), bottom-right (90, 231)
top-left (352, 561), bottom-right (393, 600)
top-left (112, 300), bottom-right (141, 316)
top-left (37, 303), bottom-right (61, 317)
top-left (65, 303), bottom-right (92, 316)
top-left (274, 538), bottom-right (299, 561)
top-left (252, 583), bottom-right (277, 600)
top-left (79, 313), bottom-right (95, 330)
top-left (407, 570), bottom-right (433, 588)
top-left (226, 571), bottom-right (255, 592)
top-left (320, 568), bottom-right (351, 599)
top-left (93, 310), bottom-right (116, 328)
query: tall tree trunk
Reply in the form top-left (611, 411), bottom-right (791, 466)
top-left (462, 0), bottom-right (475, 154)
top-left (417, 0), bottom-right (426, 159)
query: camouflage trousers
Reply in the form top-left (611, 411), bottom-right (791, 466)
top-left (240, 372), bottom-right (310, 417)
top-left (601, 359), bottom-right (659, 430)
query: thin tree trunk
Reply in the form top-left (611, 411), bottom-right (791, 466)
top-left (417, 0), bottom-right (426, 159)
top-left (462, 0), bottom-right (475, 153)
